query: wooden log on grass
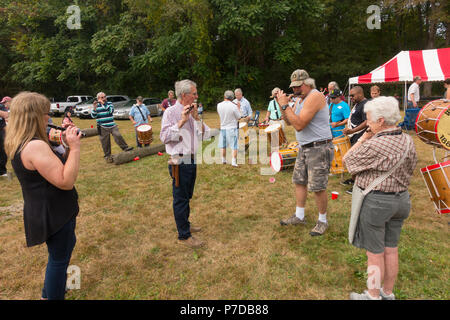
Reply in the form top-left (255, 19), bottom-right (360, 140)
top-left (81, 128), bottom-right (99, 138)
top-left (112, 144), bottom-right (166, 165)
top-left (111, 128), bottom-right (220, 165)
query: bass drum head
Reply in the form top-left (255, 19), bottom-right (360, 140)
top-left (239, 122), bottom-right (247, 129)
top-left (436, 107), bottom-right (450, 150)
top-left (270, 152), bottom-right (282, 172)
top-left (137, 124), bottom-right (152, 132)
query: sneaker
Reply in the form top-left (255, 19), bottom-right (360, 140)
top-left (190, 225), bottom-right (202, 233)
top-left (346, 188), bottom-right (352, 195)
top-left (124, 146), bottom-right (134, 152)
top-left (280, 215), bottom-right (306, 226)
top-left (231, 163), bottom-right (239, 168)
top-left (178, 236), bottom-right (204, 249)
top-left (309, 220), bottom-right (328, 236)
top-left (105, 156), bottom-right (114, 163)
top-left (0, 173), bottom-right (7, 177)
top-left (380, 288), bottom-right (395, 300)
top-left (349, 290), bottom-right (381, 300)
top-left (340, 178), bottom-right (354, 186)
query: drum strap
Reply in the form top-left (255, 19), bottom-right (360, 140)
top-left (136, 105), bottom-right (146, 122)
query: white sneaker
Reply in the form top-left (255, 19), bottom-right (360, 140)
top-left (349, 290), bottom-right (381, 300)
top-left (380, 288), bottom-right (395, 300)
top-left (0, 173), bottom-right (8, 177)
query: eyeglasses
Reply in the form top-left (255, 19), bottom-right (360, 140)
top-left (349, 95), bottom-right (355, 97)
top-left (99, 96), bottom-right (106, 99)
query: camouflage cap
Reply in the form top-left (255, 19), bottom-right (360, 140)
top-left (290, 69), bottom-right (309, 88)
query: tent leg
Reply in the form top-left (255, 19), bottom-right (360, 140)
top-left (404, 81), bottom-right (407, 111)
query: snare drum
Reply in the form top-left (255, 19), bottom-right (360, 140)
top-left (239, 122), bottom-right (249, 146)
top-left (421, 161), bottom-right (450, 214)
top-left (136, 124), bottom-right (153, 145)
top-left (265, 123), bottom-right (287, 149)
top-left (270, 148), bottom-right (298, 173)
top-left (48, 128), bottom-right (66, 147)
top-left (415, 100), bottom-right (450, 150)
top-left (330, 135), bottom-right (351, 174)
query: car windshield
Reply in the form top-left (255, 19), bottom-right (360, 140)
top-left (77, 97), bottom-right (96, 105)
top-left (67, 97), bottom-right (80, 102)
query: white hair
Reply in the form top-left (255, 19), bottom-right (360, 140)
top-left (328, 81), bottom-right (339, 89)
top-left (224, 90), bottom-right (234, 100)
top-left (234, 88), bottom-right (243, 95)
top-left (175, 80), bottom-right (197, 99)
top-left (364, 96), bottom-right (401, 126)
top-left (304, 78), bottom-right (316, 89)
top-left (96, 92), bottom-right (106, 99)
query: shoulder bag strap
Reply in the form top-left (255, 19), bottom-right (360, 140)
top-left (362, 137), bottom-right (412, 196)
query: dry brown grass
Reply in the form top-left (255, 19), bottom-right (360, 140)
top-left (0, 112), bottom-right (448, 300)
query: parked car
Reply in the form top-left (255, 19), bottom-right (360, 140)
top-left (74, 95), bottom-right (131, 118)
top-left (50, 95), bottom-right (93, 116)
top-left (113, 97), bottom-right (162, 120)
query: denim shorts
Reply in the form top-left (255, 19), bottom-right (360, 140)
top-left (292, 142), bottom-right (334, 191)
top-left (218, 128), bottom-right (238, 150)
top-left (353, 191), bottom-right (411, 254)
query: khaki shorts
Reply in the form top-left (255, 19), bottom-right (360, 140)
top-left (292, 142), bottom-right (334, 192)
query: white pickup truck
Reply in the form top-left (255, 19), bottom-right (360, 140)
top-left (50, 95), bottom-right (93, 116)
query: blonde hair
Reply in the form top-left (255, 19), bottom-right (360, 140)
top-left (5, 92), bottom-right (50, 159)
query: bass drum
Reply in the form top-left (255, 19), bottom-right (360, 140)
top-left (415, 99), bottom-right (450, 150)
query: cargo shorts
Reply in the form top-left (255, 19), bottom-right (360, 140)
top-left (292, 142), bottom-right (334, 192)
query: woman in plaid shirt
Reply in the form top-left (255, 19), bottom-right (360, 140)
top-left (343, 96), bottom-right (417, 300)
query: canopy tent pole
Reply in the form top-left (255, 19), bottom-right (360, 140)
top-left (404, 81), bottom-right (407, 110)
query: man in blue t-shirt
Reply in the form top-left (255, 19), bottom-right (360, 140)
top-left (328, 89), bottom-right (350, 138)
top-left (129, 96), bottom-right (152, 148)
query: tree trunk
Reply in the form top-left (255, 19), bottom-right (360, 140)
top-left (423, 1), bottom-right (438, 97)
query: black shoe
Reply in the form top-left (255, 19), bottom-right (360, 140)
top-left (340, 178), bottom-right (354, 186)
top-left (346, 188), bottom-right (352, 195)
top-left (124, 146), bottom-right (134, 152)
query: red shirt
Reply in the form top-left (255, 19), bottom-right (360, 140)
top-left (161, 98), bottom-right (177, 110)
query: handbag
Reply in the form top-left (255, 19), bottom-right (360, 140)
top-left (348, 138), bottom-right (412, 244)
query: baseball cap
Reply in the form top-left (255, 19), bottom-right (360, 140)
top-left (289, 70), bottom-right (309, 88)
top-left (1, 96), bottom-right (11, 104)
top-left (329, 89), bottom-right (342, 98)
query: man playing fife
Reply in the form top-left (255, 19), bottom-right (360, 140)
top-left (92, 92), bottom-right (133, 163)
top-left (160, 79), bottom-right (212, 249)
top-left (217, 90), bottom-right (241, 167)
top-left (276, 69), bottom-right (334, 236)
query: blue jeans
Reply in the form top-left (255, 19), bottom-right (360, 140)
top-left (42, 215), bottom-right (77, 300)
top-left (168, 163), bottom-right (197, 240)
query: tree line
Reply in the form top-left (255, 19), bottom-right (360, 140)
top-left (0, 0), bottom-right (448, 109)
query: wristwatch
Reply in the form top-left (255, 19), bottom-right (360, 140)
top-left (281, 104), bottom-right (289, 111)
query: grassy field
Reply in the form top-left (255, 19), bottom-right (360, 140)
top-left (0, 112), bottom-right (448, 300)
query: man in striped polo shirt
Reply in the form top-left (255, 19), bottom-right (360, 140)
top-left (92, 92), bottom-right (133, 163)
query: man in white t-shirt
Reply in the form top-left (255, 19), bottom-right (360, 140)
top-left (217, 90), bottom-right (241, 167)
top-left (407, 76), bottom-right (422, 108)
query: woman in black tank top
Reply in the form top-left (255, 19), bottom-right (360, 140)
top-left (4, 92), bottom-right (82, 300)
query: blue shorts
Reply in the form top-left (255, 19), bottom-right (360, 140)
top-left (218, 128), bottom-right (238, 150)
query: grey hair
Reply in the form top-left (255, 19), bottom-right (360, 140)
top-left (328, 81), bottom-right (339, 90)
top-left (175, 80), bottom-right (197, 99)
top-left (304, 78), bottom-right (316, 89)
top-left (234, 88), bottom-right (243, 95)
top-left (364, 96), bottom-right (401, 126)
top-left (96, 92), bottom-right (106, 99)
top-left (224, 90), bottom-right (234, 100)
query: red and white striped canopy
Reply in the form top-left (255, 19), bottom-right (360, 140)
top-left (349, 48), bottom-right (450, 85)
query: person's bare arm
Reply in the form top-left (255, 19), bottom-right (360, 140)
top-left (278, 91), bottom-right (324, 132)
top-left (21, 127), bottom-right (82, 190)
